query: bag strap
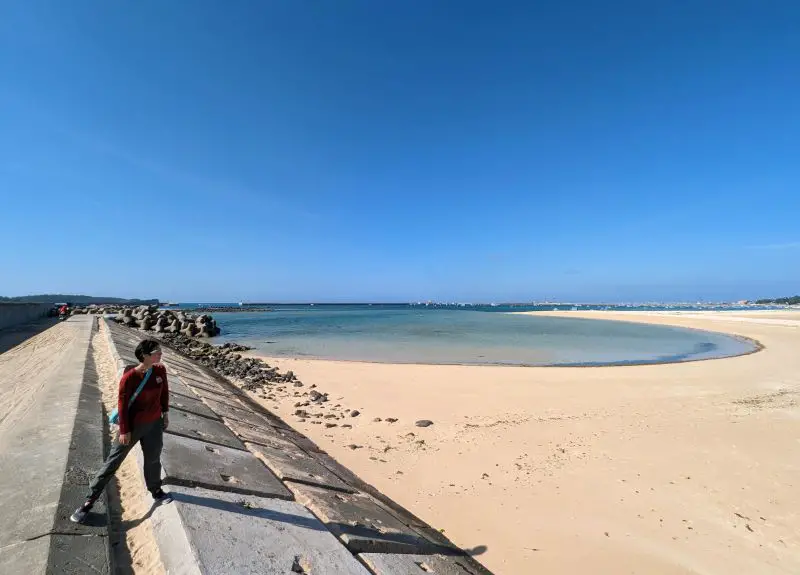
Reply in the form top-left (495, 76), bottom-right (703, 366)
top-left (128, 368), bottom-right (153, 407)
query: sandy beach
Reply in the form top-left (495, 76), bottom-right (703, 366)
top-left (242, 310), bottom-right (800, 574)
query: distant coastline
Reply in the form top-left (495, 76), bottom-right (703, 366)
top-left (164, 301), bottom-right (796, 314)
top-left (0, 294), bottom-right (158, 305)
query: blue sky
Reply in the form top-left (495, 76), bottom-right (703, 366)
top-left (1, 1), bottom-right (798, 302)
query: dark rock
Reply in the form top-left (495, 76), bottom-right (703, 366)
top-left (350, 410), bottom-right (360, 417)
top-left (385, 418), bottom-right (398, 423)
top-left (415, 420), bottom-right (434, 428)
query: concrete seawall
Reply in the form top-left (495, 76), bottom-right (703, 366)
top-left (0, 302), bottom-right (53, 330)
top-left (104, 319), bottom-right (493, 574)
top-left (0, 317), bottom-right (492, 573)
top-left (0, 316), bottom-right (110, 574)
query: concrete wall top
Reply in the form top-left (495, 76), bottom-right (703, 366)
top-left (0, 302), bottom-right (53, 330)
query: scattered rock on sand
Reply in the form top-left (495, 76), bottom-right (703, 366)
top-left (346, 444), bottom-right (362, 450)
top-left (350, 410), bottom-right (360, 417)
top-left (385, 417), bottom-right (398, 423)
top-left (373, 417), bottom-right (382, 422)
top-left (415, 419), bottom-right (434, 427)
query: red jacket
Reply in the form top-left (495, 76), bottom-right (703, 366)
top-left (118, 364), bottom-right (169, 435)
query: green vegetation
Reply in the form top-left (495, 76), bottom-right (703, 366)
top-left (755, 295), bottom-right (800, 305)
top-left (0, 294), bottom-right (159, 305)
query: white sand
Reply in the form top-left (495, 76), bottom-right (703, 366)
top-left (241, 310), bottom-right (800, 574)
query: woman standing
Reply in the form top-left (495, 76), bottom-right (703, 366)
top-left (71, 338), bottom-right (172, 523)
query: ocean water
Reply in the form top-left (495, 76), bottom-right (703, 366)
top-left (199, 305), bottom-right (757, 366)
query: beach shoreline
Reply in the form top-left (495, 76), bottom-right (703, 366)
top-left (241, 324), bottom-right (765, 369)
top-left (229, 308), bottom-right (768, 369)
top-left (237, 310), bottom-right (800, 574)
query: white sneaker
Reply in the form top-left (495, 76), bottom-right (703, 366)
top-left (69, 501), bottom-right (93, 523)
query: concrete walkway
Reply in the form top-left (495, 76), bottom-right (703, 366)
top-left (105, 320), bottom-right (492, 574)
top-left (0, 316), bottom-right (109, 574)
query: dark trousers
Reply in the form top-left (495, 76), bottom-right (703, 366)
top-left (87, 418), bottom-right (163, 501)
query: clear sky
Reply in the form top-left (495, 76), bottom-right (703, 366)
top-left (1, 1), bottom-right (798, 303)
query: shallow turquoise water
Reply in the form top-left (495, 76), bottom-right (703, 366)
top-left (208, 307), bottom-right (756, 366)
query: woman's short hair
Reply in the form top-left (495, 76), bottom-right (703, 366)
top-left (135, 339), bottom-right (161, 362)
